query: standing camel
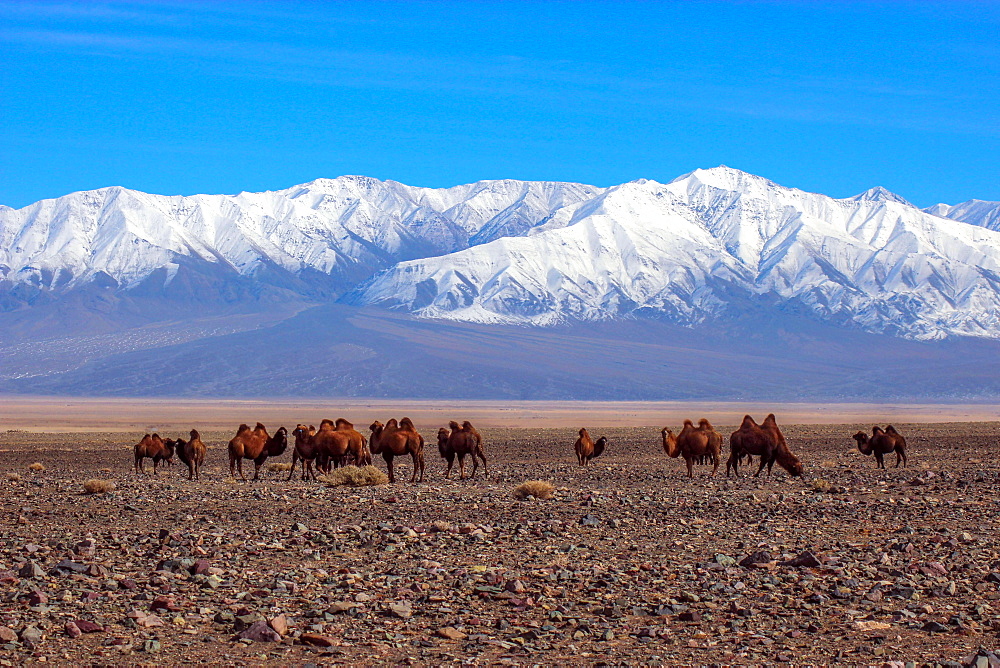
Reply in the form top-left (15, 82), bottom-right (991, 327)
top-left (134, 433), bottom-right (174, 475)
top-left (289, 424), bottom-right (319, 481)
top-left (662, 418), bottom-right (722, 477)
top-left (438, 420), bottom-right (486, 479)
top-left (172, 429), bottom-right (207, 481)
top-left (853, 425), bottom-right (908, 469)
top-left (574, 428), bottom-right (607, 466)
top-left (369, 418), bottom-right (425, 483)
top-left (227, 423), bottom-right (288, 481)
top-left (727, 414), bottom-right (803, 478)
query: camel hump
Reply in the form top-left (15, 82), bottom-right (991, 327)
top-left (449, 420), bottom-right (461, 430)
top-left (682, 419), bottom-right (694, 427)
top-left (400, 417), bottom-right (415, 430)
top-left (763, 413), bottom-right (777, 425)
top-left (885, 425), bottom-right (899, 434)
top-left (335, 418), bottom-right (353, 429)
top-left (237, 423), bottom-right (250, 434)
top-left (462, 421), bottom-right (475, 431)
top-left (698, 418), bottom-right (713, 429)
top-left (872, 425), bottom-right (885, 435)
top-left (320, 418), bottom-right (335, 429)
top-left (740, 415), bottom-right (755, 428)
top-left (255, 422), bottom-right (266, 430)
top-left (579, 427), bottom-right (589, 437)
top-left (385, 418), bottom-right (399, 429)
top-left (189, 429), bottom-right (200, 440)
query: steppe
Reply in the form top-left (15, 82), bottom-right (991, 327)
top-left (0, 398), bottom-right (998, 666)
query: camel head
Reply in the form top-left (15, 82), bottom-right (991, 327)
top-left (661, 427), bottom-right (680, 457)
top-left (853, 431), bottom-right (873, 455)
top-left (236, 423), bottom-right (250, 434)
top-left (369, 420), bottom-right (384, 434)
top-left (578, 427), bottom-right (589, 438)
top-left (437, 427), bottom-right (450, 444)
top-left (593, 436), bottom-right (607, 459)
top-left (292, 424), bottom-right (310, 441)
top-left (267, 426), bottom-right (288, 456)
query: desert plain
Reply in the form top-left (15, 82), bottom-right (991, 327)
top-left (0, 398), bottom-right (998, 666)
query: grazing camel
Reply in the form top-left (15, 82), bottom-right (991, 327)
top-left (853, 425), bottom-right (908, 469)
top-left (170, 429), bottom-right (207, 481)
top-left (289, 424), bottom-right (319, 481)
top-left (727, 414), bottom-right (804, 478)
top-left (662, 418), bottom-right (722, 477)
top-left (369, 418), bottom-right (425, 484)
top-left (134, 433), bottom-right (174, 475)
top-left (227, 422), bottom-right (288, 481)
top-left (438, 420), bottom-right (486, 479)
top-left (574, 428), bottom-right (607, 466)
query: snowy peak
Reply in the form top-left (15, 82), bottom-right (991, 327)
top-left (851, 186), bottom-right (913, 207)
top-left (925, 199), bottom-right (1000, 231)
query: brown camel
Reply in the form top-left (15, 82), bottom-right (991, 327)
top-left (461, 421), bottom-right (488, 476)
top-left (335, 418), bottom-right (372, 467)
top-left (727, 414), bottom-right (804, 478)
top-left (662, 418), bottom-right (722, 477)
top-left (853, 425), bottom-right (908, 469)
top-left (134, 433), bottom-right (174, 475)
top-left (227, 422), bottom-right (288, 481)
top-left (289, 424), bottom-right (319, 480)
top-left (170, 429), bottom-right (207, 480)
top-left (574, 428), bottom-right (607, 466)
top-left (313, 419), bottom-right (353, 473)
top-left (438, 420), bottom-right (486, 479)
top-left (369, 417), bottom-right (425, 484)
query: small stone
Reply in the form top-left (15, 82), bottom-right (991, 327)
top-left (389, 602), bottom-right (412, 619)
top-left (268, 614), bottom-right (288, 636)
top-left (238, 619), bottom-right (281, 642)
top-left (143, 639), bottom-right (161, 653)
top-left (27, 590), bottom-right (48, 606)
top-left (20, 626), bottom-right (44, 648)
top-left (73, 620), bottom-right (104, 633)
top-left (189, 559), bottom-right (211, 576)
top-left (922, 621), bottom-right (949, 633)
top-left (0, 626), bottom-right (17, 643)
top-left (19, 561), bottom-right (44, 578)
top-left (436, 626), bottom-right (467, 640)
top-left (299, 633), bottom-right (336, 647)
top-left (739, 551), bottom-right (773, 568)
top-left (74, 538), bottom-right (97, 557)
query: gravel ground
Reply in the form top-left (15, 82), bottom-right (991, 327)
top-left (0, 421), bottom-right (998, 666)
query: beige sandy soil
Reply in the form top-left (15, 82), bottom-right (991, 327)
top-left (1, 395), bottom-right (999, 432)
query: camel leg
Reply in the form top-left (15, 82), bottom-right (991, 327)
top-left (754, 455), bottom-right (768, 477)
top-left (288, 452), bottom-right (299, 481)
top-left (711, 455), bottom-right (719, 477)
top-left (188, 462), bottom-right (195, 481)
top-left (686, 456), bottom-right (693, 478)
top-left (478, 450), bottom-right (488, 477)
top-left (875, 452), bottom-right (885, 469)
top-left (418, 451), bottom-right (425, 482)
top-left (410, 450), bottom-right (420, 483)
top-left (458, 454), bottom-right (466, 480)
top-left (726, 454), bottom-right (736, 477)
top-left (384, 454), bottom-right (394, 484)
top-left (470, 452), bottom-right (478, 479)
top-left (444, 456), bottom-right (452, 479)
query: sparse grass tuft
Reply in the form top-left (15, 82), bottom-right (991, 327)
top-left (28, 462), bottom-right (45, 472)
top-left (811, 478), bottom-right (832, 493)
top-left (821, 460), bottom-right (837, 468)
top-left (83, 479), bottom-right (116, 494)
top-left (319, 465), bottom-right (389, 487)
top-left (266, 462), bottom-right (294, 472)
top-left (513, 480), bottom-right (555, 500)
top-left (7, 472), bottom-right (21, 482)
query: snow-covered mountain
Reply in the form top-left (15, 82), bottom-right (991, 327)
top-left (4, 167), bottom-right (1000, 341)
top-left (351, 167), bottom-right (1000, 339)
top-left (925, 199), bottom-right (1000, 231)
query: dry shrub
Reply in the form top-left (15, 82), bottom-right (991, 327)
top-left (811, 478), bottom-right (832, 493)
top-left (319, 465), bottom-right (388, 487)
top-left (83, 479), bottom-right (116, 495)
top-left (513, 480), bottom-right (554, 500)
top-left (267, 462), bottom-right (294, 472)
top-left (28, 462), bottom-right (45, 472)
top-left (821, 460), bottom-right (837, 468)
top-left (7, 472), bottom-right (21, 482)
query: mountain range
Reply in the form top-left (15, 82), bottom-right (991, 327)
top-left (2, 167), bottom-right (999, 400)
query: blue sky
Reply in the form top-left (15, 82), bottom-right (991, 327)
top-left (1, 1), bottom-right (998, 208)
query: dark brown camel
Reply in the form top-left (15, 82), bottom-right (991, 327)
top-left (727, 414), bottom-right (804, 478)
top-left (289, 424), bottom-right (319, 480)
top-left (227, 422), bottom-right (288, 481)
top-left (369, 418), bottom-right (425, 483)
top-left (853, 425), bottom-right (908, 469)
top-left (134, 433), bottom-right (174, 475)
top-left (170, 429), bottom-right (207, 480)
top-left (662, 418), bottom-right (722, 477)
top-left (313, 419), bottom-right (352, 473)
top-left (574, 428), bottom-right (607, 466)
top-left (461, 421), bottom-right (488, 476)
top-left (438, 420), bottom-right (486, 479)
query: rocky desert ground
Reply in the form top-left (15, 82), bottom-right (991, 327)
top-left (0, 417), bottom-right (998, 667)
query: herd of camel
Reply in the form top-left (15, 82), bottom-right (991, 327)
top-left (132, 414), bottom-right (909, 483)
